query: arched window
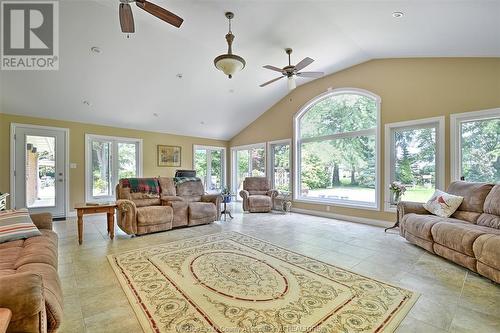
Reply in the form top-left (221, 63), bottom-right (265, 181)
top-left (293, 88), bottom-right (380, 208)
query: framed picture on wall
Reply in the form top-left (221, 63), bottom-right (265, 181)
top-left (157, 145), bottom-right (181, 167)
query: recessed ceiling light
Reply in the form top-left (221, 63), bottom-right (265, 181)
top-left (229, 89), bottom-right (235, 93)
top-left (200, 121), bottom-right (205, 125)
top-left (90, 46), bottom-right (102, 54)
top-left (176, 73), bottom-right (183, 79)
top-left (153, 113), bottom-right (159, 117)
top-left (82, 100), bottom-right (91, 106)
top-left (392, 11), bottom-right (404, 18)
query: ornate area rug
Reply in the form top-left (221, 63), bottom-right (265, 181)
top-left (108, 232), bottom-right (418, 333)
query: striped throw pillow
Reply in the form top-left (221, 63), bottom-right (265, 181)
top-left (0, 208), bottom-right (42, 243)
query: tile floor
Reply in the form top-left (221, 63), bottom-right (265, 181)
top-left (55, 205), bottom-right (500, 333)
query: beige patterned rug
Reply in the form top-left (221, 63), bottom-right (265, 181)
top-left (108, 232), bottom-right (418, 333)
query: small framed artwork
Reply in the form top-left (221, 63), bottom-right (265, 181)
top-left (157, 145), bottom-right (181, 167)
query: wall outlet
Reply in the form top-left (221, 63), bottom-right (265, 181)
top-left (70, 163), bottom-right (77, 169)
top-left (326, 206), bottom-right (330, 211)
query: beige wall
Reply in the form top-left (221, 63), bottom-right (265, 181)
top-left (0, 113), bottom-right (228, 213)
top-left (229, 58), bottom-right (500, 222)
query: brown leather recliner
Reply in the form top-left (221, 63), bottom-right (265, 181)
top-left (239, 177), bottom-right (278, 213)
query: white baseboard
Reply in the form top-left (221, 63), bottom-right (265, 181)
top-left (291, 207), bottom-right (393, 228)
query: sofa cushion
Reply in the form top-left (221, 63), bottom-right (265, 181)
top-left (158, 177), bottom-right (177, 196)
top-left (431, 222), bottom-right (500, 256)
top-left (176, 180), bottom-right (204, 197)
top-left (476, 213), bottom-right (500, 229)
top-left (401, 213), bottom-right (444, 241)
top-left (0, 209), bottom-right (42, 244)
top-left (133, 198), bottom-right (161, 207)
top-left (423, 190), bottom-right (463, 218)
top-left (249, 190), bottom-right (268, 196)
top-left (136, 206), bottom-right (173, 225)
top-left (244, 177), bottom-right (270, 192)
top-left (248, 195), bottom-right (272, 208)
top-left (447, 181), bottom-right (493, 218)
top-left (188, 202), bottom-right (216, 220)
top-left (473, 234), bottom-right (500, 283)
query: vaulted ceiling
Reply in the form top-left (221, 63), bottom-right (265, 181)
top-left (1, 0), bottom-right (499, 140)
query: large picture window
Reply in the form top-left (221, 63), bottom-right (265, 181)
top-left (193, 145), bottom-right (226, 193)
top-left (385, 117), bottom-right (445, 210)
top-left (294, 89), bottom-right (380, 208)
top-left (85, 134), bottom-right (142, 201)
top-left (451, 108), bottom-right (500, 183)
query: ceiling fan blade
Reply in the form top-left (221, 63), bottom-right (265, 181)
top-left (294, 57), bottom-right (314, 71)
top-left (136, 0), bottom-right (184, 28)
top-left (263, 65), bottom-right (285, 73)
top-left (259, 76), bottom-right (285, 87)
top-left (119, 3), bottom-right (135, 33)
top-left (296, 71), bottom-right (324, 78)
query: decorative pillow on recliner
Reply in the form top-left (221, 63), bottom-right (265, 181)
top-left (0, 208), bottom-right (41, 243)
top-left (423, 190), bottom-right (464, 218)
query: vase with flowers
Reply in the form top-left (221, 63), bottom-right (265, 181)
top-left (389, 181), bottom-right (407, 205)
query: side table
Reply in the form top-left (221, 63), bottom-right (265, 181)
top-left (385, 203), bottom-right (400, 232)
top-left (221, 195), bottom-right (233, 221)
top-left (74, 203), bottom-right (117, 245)
top-left (0, 308), bottom-right (11, 333)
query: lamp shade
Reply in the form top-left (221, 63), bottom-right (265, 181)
top-left (214, 54), bottom-right (246, 79)
top-left (287, 76), bottom-right (297, 90)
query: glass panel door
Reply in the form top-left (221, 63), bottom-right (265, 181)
top-left (91, 140), bottom-right (112, 198)
top-left (270, 142), bottom-right (291, 193)
top-left (193, 146), bottom-right (225, 193)
top-left (14, 126), bottom-right (67, 217)
top-left (118, 142), bottom-right (138, 179)
top-left (210, 149), bottom-right (223, 191)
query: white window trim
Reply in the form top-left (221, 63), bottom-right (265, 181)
top-left (85, 134), bottom-right (143, 202)
top-left (230, 142), bottom-right (267, 196)
top-left (450, 108), bottom-right (500, 182)
top-left (267, 139), bottom-right (292, 193)
top-left (293, 87), bottom-right (381, 210)
top-left (192, 144), bottom-right (227, 191)
top-left (384, 116), bottom-right (445, 212)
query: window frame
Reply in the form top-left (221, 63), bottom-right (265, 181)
top-left (192, 144), bottom-right (227, 192)
top-left (230, 142), bottom-right (267, 196)
top-left (450, 107), bottom-right (500, 182)
top-left (85, 134), bottom-right (143, 202)
top-left (293, 88), bottom-right (381, 210)
top-left (384, 116), bottom-right (445, 212)
top-left (267, 139), bottom-right (292, 193)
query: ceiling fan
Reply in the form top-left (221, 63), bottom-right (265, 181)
top-left (119, 0), bottom-right (183, 33)
top-left (260, 48), bottom-right (324, 90)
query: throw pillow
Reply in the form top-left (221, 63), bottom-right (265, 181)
top-left (424, 190), bottom-right (464, 218)
top-left (0, 208), bottom-right (42, 243)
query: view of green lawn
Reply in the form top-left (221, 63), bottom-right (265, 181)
top-left (401, 186), bottom-right (435, 203)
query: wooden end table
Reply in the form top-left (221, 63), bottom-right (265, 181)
top-left (0, 308), bottom-right (11, 333)
top-left (74, 203), bottom-right (117, 245)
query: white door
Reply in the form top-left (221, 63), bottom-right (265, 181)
top-left (13, 125), bottom-right (67, 218)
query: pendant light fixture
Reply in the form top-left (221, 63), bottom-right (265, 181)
top-left (214, 12), bottom-right (245, 79)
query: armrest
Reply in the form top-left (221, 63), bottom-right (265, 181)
top-left (239, 190), bottom-right (249, 200)
top-left (0, 273), bottom-right (45, 322)
top-left (30, 212), bottom-right (53, 230)
top-left (398, 201), bottom-right (429, 220)
top-left (160, 195), bottom-right (184, 202)
top-left (201, 194), bottom-right (222, 220)
top-left (116, 199), bottom-right (137, 235)
top-left (266, 190), bottom-right (279, 199)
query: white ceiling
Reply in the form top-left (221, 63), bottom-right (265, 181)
top-left (1, 0), bottom-right (499, 140)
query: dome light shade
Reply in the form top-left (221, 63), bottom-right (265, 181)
top-left (214, 12), bottom-right (245, 79)
top-left (287, 76), bottom-right (297, 90)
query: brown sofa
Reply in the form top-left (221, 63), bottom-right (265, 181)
top-left (116, 177), bottom-right (221, 235)
top-left (0, 213), bottom-right (63, 333)
top-left (399, 181), bottom-right (500, 283)
top-left (239, 177), bottom-right (278, 213)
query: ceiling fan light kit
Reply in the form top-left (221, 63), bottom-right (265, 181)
top-left (214, 12), bottom-right (246, 79)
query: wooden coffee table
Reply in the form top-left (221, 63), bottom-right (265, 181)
top-left (74, 203), bottom-right (117, 245)
top-left (0, 308), bottom-right (11, 333)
